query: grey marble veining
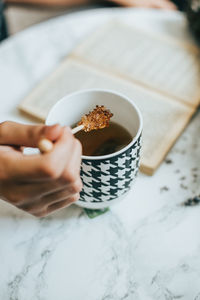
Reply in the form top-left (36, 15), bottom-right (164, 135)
top-left (0, 8), bottom-right (199, 300)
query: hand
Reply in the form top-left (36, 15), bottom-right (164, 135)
top-left (110, 0), bottom-right (177, 10)
top-left (0, 122), bottom-right (82, 217)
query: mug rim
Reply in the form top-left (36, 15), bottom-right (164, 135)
top-left (46, 88), bottom-right (143, 160)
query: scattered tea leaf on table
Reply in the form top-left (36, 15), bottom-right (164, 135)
top-left (84, 208), bottom-right (110, 218)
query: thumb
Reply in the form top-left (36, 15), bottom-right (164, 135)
top-left (0, 121), bottom-right (63, 148)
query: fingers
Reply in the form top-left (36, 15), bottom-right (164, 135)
top-left (42, 179), bottom-right (82, 204)
top-left (6, 175), bottom-right (82, 210)
top-left (18, 188), bottom-right (80, 216)
top-left (4, 180), bottom-right (74, 204)
top-left (0, 121), bottom-right (62, 147)
top-left (33, 195), bottom-right (79, 217)
top-left (3, 127), bottom-right (75, 180)
top-left (46, 194), bottom-right (80, 215)
top-left (18, 193), bottom-right (80, 217)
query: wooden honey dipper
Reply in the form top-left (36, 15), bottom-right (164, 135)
top-left (38, 105), bottom-right (113, 153)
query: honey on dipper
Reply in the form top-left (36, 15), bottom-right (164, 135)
top-left (78, 105), bottom-right (113, 132)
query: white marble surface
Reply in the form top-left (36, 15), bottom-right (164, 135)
top-left (0, 7), bottom-right (200, 300)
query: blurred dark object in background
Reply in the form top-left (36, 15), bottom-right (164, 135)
top-left (186, 0), bottom-right (200, 44)
top-left (0, 0), bottom-right (8, 41)
top-left (172, 0), bottom-right (186, 10)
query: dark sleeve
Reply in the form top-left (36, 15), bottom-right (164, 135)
top-left (0, 0), bottom-right (8, 42)
top-left (171, 0), bottom-right (187, 11)
top-left (186, 0), bottom-right (200, 45)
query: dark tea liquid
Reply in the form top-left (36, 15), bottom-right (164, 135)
top-left (75, 121), bottom-right (133, 156)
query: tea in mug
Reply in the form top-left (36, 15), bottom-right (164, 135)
top-left (75, 121), bottom-right (133, 156)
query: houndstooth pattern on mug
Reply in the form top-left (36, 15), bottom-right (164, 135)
top-left (79, 135), bottom-right (142, 203)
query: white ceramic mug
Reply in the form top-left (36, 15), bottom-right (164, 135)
top-left (46, 89), bottom-right (143, 209)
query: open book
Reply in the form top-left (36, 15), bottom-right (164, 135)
top-left (19, 21), bottom-right (200, 175)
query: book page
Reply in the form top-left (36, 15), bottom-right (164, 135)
top-left (72, 21), bottom-right (200, 107)
top-left (19, 59), bottom-right (194, 175)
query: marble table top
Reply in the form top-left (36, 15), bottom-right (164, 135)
top-left (0, 7), bottom-right (200, 300)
